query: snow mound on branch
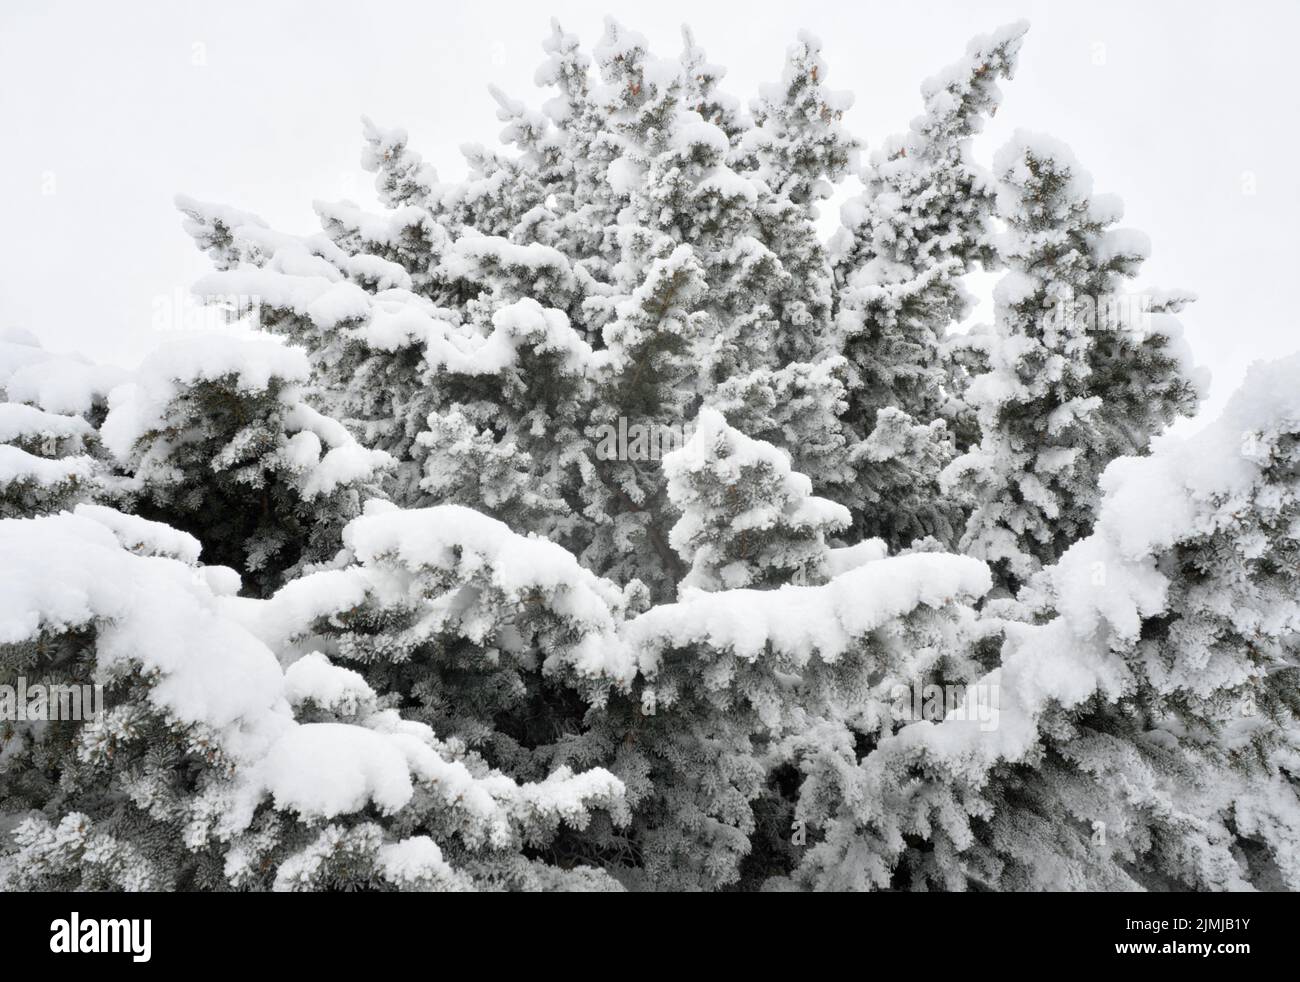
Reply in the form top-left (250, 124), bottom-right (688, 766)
top-left (440, 235), bottom-right (575, 286)
top-left (314, 199), bottom-right (433, 251)
top-left (283, 651), bottom-right (377, 716)
top-left (191, 268), bottom-right (370, 331)
top-left (627, 552), bottom-right (991, 671)
top-left (229, 505), bottom-right (635, 684)
top-left (421, 298), bottom-right (593, 376)
top-left (4, 358), bottom-right (129, 416)
top-left (1098, 352), bottom-right (1300, 562)
top-left (345, 253), bottom-right (413, 291)
top-left (375, 837), bottom-right (460, 889)
top-left (827, 539), bottom-right (888, 575)
top-left (0, 403), bottom-right (93, 444)
top-left (345, 505), bottom-right (616, 615)
top-left (345, 504), bottom-right (631, 679)
top-left (73, 503), bottom-right (202, 564)
top-left (0, 512), bottom-right (288, 759)
top-left (0, 445), bottom-right (95, 488)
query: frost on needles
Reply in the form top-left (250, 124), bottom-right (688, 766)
top-left (2, 18), bottom-right (1298, 892)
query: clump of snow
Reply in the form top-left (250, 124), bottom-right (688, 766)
top-left (4, 358), bottom-right (129, 416)
top-left (627, 552), bottom-right (991, 672)
top-left (73, 503), bottom-right (202, 564)
top-left (424, 298), bottom-right (593, 377)
top-left (283, 651), bottom-right (377, 716)
top-left (375, 836), bottom-right (463, 890)
top-left (0, 403), bottom-right (93, 444)
top-left (0, 445), bottom-right (95, 489)
top-left (345, 253), bottom-right (413, 292)
top-left (192, 268), bottom-right (371, 331)
top-left (827, 539), bottom-right (888, 575)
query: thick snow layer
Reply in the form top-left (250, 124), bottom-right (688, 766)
top-left (440, 235), bottom-right (574, 288)
top-left (192, 268), bottom-right (371, 330)
top-left (73, 503), bottom-right (202, 564)
top-left (345, 253), bottom-right (413, 292)
top-left (0, 512), bottom-right (289, 761)
top-left (279, 422), bottom-right (392, 499)
top-left (1097, 352), bottom-right (1300, 561)
top-left (375, 837), bottom-right (460, 889)
top-left (349, 298), bottom-right (461, 353)
top-left (4, 358), bottom-right (129, 416)
top-left (221, 565), bottom-right (370, 653)
top-left (627, 553), bottom-right (992, 671)
top-left (345, 505), bottom-right (631, 680)
top-left (345, 506), bottom-right (617, 616)
top-left (317, 197), bottom-right (434, 248)
top-left (283, 651), bottom-right (377, 716)
top-left (423, 298), bottom-right (593, 377)
top-left (826, 539), bottom-right (889, 576)
top-left (0, 403), bottom-right (93, 444)
top-left (228, 505), bottom-right (635, 683)
top-left (256, 723), bottom-right (427, 818)
top-left (0, 444), bottom-right (94, 488)
top-left (136, 333), bottom-right (308, 392)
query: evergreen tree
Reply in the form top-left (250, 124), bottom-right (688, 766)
top-left (5, 18), bottom-right (1288, 895)
top-left (943, 131), bottom-right (1204, 590)
top-left (830, 22), bottom-right (1028, 550)
top-left (664, 407), bottom-right (849, 591)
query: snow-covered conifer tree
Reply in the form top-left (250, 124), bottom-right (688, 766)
top-left (664, 407), bottom-right (849, 591)
top-left (830, 23), bottom-right (1027, 550)
top-left (943, 132), bottom-right (1204, 589)
top-left (6, 17), bottom-right (1291, 896)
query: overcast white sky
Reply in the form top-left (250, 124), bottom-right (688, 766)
top-left (2, 0), bottom-right (1296, 422)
